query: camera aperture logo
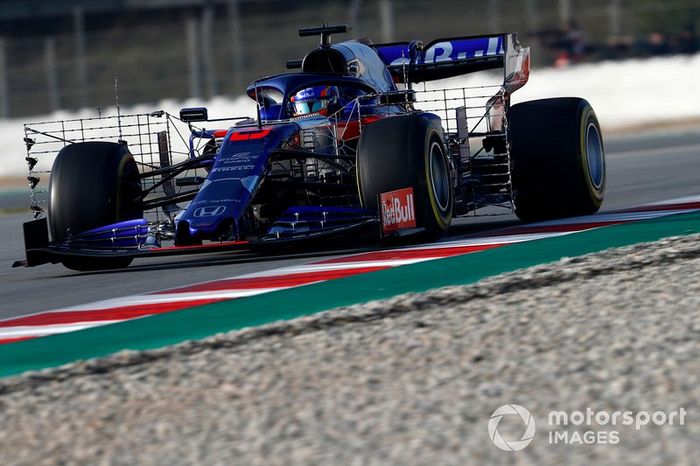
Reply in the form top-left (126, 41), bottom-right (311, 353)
top-left (488, 404), bottom-right (536, 452)
top-left (488, 404), bottom-right (687, 452)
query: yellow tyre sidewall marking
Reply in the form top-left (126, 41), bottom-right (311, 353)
top-left (424, 128), bottom-right (452, 230)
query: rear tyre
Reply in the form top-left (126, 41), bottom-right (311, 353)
top-left (49, 142), bottom-right (143, 271)
top-left (357, 113), bottom-right (453, 238)
top-left (508, 98), bottom-right (606, 222)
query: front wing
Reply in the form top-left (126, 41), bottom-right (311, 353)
top-left (13, 217), bottom-right (379, 268)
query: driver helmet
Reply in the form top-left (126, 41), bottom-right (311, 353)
top-left (290, 85), bottom-right (340, 117)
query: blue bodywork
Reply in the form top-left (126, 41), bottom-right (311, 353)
top-left (180, 124), bottom-right (298, 240)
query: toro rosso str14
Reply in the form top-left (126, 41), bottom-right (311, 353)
top-left (17, 24), bottom-right (606, 271)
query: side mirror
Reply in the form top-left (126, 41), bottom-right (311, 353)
top-left (180, 107), bottom-right (208, 123)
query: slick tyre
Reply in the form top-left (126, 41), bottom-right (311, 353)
top-left (357, 113), bottom-right (453, 238)
top-left (508, 98), bottom-right (606, 222)
top-left (48, 142), bottom-right (142, 271)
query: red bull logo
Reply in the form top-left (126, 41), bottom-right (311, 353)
top-left (380, 187), bottom-right (416, 234)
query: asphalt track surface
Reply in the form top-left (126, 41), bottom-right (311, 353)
top-left (0, 129), bottom-right (699, 321)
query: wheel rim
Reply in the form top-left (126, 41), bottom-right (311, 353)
top-left (429, 141), bottom-right (450, 212)
top-left (585, 122), bottom-right (604, 190)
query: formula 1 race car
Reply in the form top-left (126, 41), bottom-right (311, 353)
top-left (17, 24), bottom-right (606, 271)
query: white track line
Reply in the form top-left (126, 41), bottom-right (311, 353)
top-left (0, 321), bottom-right (122, 339)
top-left (23, 288), bottom-right (286, 314)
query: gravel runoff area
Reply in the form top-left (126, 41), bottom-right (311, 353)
top-left (2, 235), bottom-right (700, 466)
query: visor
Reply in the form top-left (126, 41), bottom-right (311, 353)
top-left (293, 98), bottom-right (330, 116)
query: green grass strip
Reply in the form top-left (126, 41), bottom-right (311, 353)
top-left (1, 211), bottom-right (699, 378)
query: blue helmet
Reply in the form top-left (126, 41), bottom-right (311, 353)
top-left (290, 85), bottom-right (340, 117)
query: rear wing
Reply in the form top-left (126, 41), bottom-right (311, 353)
top-left (373, 32), bottom-right (530, 93)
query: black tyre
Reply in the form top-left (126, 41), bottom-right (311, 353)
top-left (357, 113), bottom-right (453, 237)
top-left (49, 142), bottom-right (143, 271)
top-left (508, 98), bottom-right (606, 222)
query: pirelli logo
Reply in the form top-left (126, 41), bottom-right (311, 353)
top-left (380, 187), bottom-right (416, 235)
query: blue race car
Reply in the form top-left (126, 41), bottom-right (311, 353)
top-left (18, 24), bottom-right (606, 270)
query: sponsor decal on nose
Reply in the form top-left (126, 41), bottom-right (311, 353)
top-left (193, 205), bottom-right (227, 217)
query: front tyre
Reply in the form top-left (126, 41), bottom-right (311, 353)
top-left (508, 98), bottom-right (606, 222)
top-left (357, 113), bottom-right (453, 238)
top-left (49, 142), bottom-right (142, 271)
